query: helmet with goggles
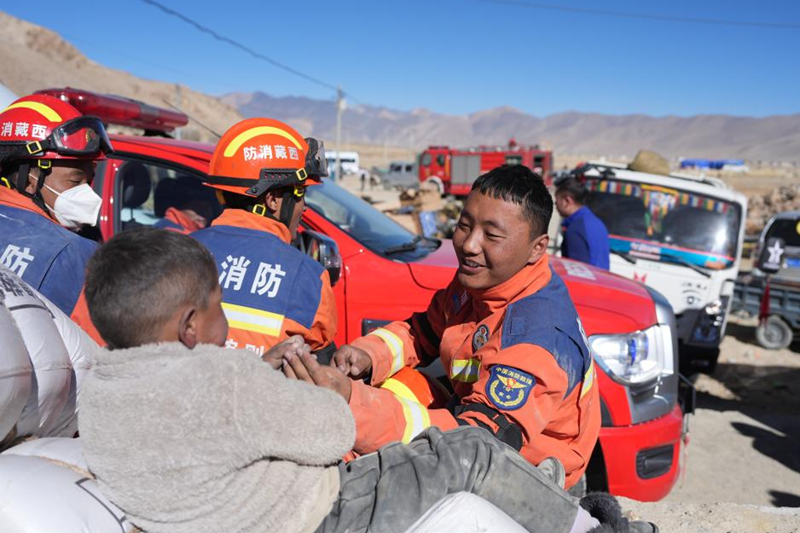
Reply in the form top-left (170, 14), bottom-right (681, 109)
top-left (0, 94), bottom-right (113, 192)
top-left (206, 117), bottom-right (328, 200)
top-left (206, 118), bottom-right (328, 229)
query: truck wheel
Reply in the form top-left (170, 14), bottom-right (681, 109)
top-left (755, 315), bottom-right (793, 351)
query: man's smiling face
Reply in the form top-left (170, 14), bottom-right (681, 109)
top-left (452, 190), bottom-right (548, 291)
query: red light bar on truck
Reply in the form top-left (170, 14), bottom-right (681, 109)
top-left (35, 88), bottom-right (189, 134)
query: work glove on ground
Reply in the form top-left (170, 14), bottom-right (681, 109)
top-left (580, 492), bottom-right (659, 533)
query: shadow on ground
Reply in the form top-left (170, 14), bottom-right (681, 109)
top-left (769, 491), bottom-right (800, 507)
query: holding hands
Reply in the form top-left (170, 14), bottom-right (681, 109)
top-left (269, 336), bottom-right (353, 402)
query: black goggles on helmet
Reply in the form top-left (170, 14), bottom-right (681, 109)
top-left (22, 116), bottom-right (113, 159)
top-left (212, 137), bottom-right (329, 198)
top-left (305, 137), bottom-right (329, 178)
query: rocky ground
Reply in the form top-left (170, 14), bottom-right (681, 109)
top-left (621, 315), bottom-right (800, 532)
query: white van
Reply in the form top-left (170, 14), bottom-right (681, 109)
top-left (326, 151), bottom-right (360, 176)
top-left (577, 162), bottom-right (747, 373)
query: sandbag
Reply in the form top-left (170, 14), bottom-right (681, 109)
top-left (0, 297), bottom-right (32, 445)
top-left (2, 437), bottom-right (87, 471)
top-left (0, 267), bottom-right (71, 437)
top-left (42, 294), bottom-right (96, 437)
top-left (0, 454), bottom-right (136, 533)
top-left (403, 492), bottom-right (528, 533)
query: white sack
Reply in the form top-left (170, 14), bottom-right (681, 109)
top-left (2, 436), bottom-right (87, 470)
top-left (0, 454), bottom-right (135, 533)
top-left (403, 492), bottom-right (528, 533)
top-left (0, 296), bottom-right (32, 444)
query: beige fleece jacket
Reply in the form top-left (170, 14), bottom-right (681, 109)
top-left (78, 343), bottom-right (356, 533)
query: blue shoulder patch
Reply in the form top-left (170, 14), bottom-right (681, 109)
top-left (501, 269), bottom-right (591, 398)
top-left (485, 365), bottom-right (535, 411)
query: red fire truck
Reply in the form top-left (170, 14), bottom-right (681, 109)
top-left (37, 88), bottom-right (691, 502)
top-left (418, 140), bottom-right (553, 196)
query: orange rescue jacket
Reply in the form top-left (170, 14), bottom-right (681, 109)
top-left (348, 255), bottom-right (600, 488)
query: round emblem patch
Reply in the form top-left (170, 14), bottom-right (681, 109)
top-left (472, 324), bottom-right (490, 352)
top-left (486, 365), bottom-right (535, 411)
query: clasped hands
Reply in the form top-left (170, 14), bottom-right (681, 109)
top-left (261, 336), bottom-right (374, 402)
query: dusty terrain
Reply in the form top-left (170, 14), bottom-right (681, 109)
top-left (619, 316), bottom-right (800, 532)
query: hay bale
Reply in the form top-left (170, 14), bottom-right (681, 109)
top-left (629, 150), bottom-right (670, 176)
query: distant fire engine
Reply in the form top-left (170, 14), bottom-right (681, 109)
top-left (418, 139), bottom-right (553, 196)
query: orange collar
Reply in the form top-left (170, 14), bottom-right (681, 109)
top-left (467, 254), bottom-right (552, 315)
top-left (211, 209), bottom-right (292, 244)
top-left (0, 185), bottom-right (52, 219)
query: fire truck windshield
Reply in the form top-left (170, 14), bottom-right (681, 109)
top-left (585, 178), bottom-right (742, 270)
top-left (306, 179), bottom-right (438, 260)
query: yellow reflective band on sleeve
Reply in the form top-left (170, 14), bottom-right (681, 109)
top-left (580, 358), bottom-right (595, 399)
top-left (3, 101), bottom-right (62, 122)
top-left (369, 328), bottom-right (405, 375)
top-left (397, 396), bottom-right (431, 444)
top-left (450, 358), bottom-right (481, 383)
top-left (222, 302), bottom-right (284, 337)
top-left (224, 126), bottom-right (303, 157)
top-left (381, 377), bottom-right (419, 403)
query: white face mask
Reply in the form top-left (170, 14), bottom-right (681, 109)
top-left (43, 183), bottom-right (102, 230)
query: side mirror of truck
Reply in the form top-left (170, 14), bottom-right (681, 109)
top-left (757, 237), bottom-right (785, 274)
top-left (297, 230), bottom-right (343, 286)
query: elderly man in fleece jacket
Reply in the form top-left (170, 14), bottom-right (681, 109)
top-left (78, 227), bottom-right (649, 533)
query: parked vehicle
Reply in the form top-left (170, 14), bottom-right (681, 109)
top-left (732, 211), bottom-right (800, 350)
top-left (418, 140), bottom-right (553, 196)
top-left (40, 87), bottom-right (691, 502)
top-left (382, 161), bottom-right (418, 190)
top-left (569, 162), bottom-right (748, 374)
top-left (325, 150), bottom-right (360, 176)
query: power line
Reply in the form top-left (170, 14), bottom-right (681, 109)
top-left (139, 0), bottom-right (344, 93)
top-left (469, 0), bottom-right (800, 30)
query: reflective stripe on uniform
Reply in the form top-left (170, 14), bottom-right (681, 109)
top-left (397, 396), bottom-right (431, 444)
top-left (381, 377), bottom-right (419, 403)
top-left (450, 358), bottom-right (481, 383)
top-left (369, 328), bottom-right (404, 375)
top-left (222, 302), bottom-right (284, 337)
top-left (580, 357), bottom-right (595, 399)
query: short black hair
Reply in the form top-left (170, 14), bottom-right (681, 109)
top-left (85, 227), bottom-right (219, 349)
top-left (471, 164), bottom-right (553, 237)
top-left (555, 177), bottom-right (588, 205)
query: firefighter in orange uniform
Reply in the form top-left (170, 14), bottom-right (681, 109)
top-left (0, 94), bottom-right (113, 337)
top-left (192, 118), bottom-right (337, 358)
top-left (334, 164), bottom-right (600, 489)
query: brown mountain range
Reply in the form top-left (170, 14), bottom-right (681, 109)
top-left (1, 11), bottom-right (798, 162)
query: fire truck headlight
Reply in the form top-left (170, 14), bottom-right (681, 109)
top-left (588, 326), bottom-right (668, 385)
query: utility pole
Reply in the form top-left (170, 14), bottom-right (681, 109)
top-left (334, 86), bottom-right (344, 182)
top-left (174, 84), bottom-right (183, 140)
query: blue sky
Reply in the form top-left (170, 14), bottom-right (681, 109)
top-left (5, 1), bottom-right (800, 117)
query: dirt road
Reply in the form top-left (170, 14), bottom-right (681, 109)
top-left (622, 316), bottom-right (800, 531)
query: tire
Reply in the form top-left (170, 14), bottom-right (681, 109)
top-left (755, 315), bottom-right (793, 351)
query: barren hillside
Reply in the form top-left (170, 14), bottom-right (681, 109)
top-left (0, 11), bottom-right (240, 142)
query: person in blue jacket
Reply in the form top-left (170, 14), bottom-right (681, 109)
top-left (555, 177), bottom-right (610, 270)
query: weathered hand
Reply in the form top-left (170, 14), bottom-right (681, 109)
top-left (261, 335), bottom-right (309, 370)
top-left (331, 345), bottom-right (373, 379)
top-left (284, 349), bottom-right (352, 401)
